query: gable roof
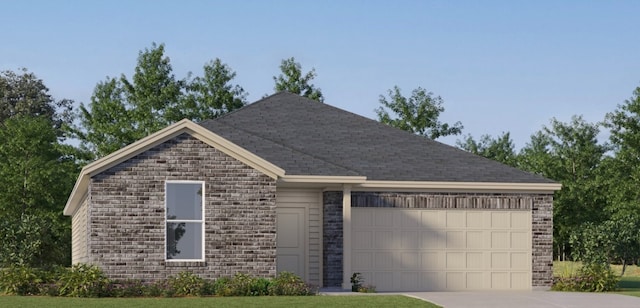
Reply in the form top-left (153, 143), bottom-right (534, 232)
top-left (65, 92), bottom-right (560, 216)
top-left (200, 92), bottom-right (555, 184)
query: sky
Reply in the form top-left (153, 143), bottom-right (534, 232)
top-left (2, 0), bottom-right (639, 149)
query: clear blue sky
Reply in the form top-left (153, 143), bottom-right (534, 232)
top-left (2, 0), bottom-right (639, 148)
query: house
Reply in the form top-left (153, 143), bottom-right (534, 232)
top-left (63, 92), bottom-right (560, 291)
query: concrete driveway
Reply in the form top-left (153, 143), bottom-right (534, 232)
top-left (404, 291), bottom-right (640, 308)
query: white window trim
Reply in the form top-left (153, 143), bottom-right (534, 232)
top-left (165, 180), bottom-right (205, 262)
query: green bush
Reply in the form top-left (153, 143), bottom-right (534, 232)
top-left (218, 273), bottom-right (269, 296)
top-left (167, 272), bottom-right (206, 297)
top-left (57, 264), bottom-right (110, 297)
top-left (108, 279), bottom-right (146, 297)
top-left (0, 266), bottom-right (42, 295)
top-left (212, 276), bottom-right (230, 295)
top-left (268, 271), bottom-right (315, 296)
top-left (552, 264), bottom-right (619, 292)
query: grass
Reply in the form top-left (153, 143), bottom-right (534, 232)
top-left (554, 261), bottom-right (640, 297)
top-left (0, 295), bottom-right (441, 308)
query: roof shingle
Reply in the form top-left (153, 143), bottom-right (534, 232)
top-left (199, 92), bottom-right (553, 183)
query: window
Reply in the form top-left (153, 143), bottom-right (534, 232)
top-left (165, 181), bottom-right (204, 261)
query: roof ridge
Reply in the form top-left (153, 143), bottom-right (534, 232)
top-left (203, 120), bottom-right (363, 176)
top-left (207, 92), bottom-right (294, 122)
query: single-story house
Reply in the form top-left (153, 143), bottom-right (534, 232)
top-left (64, 92), bottom-right (560, 291)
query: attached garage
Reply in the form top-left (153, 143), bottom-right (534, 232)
top-left (352, 208), bottom-right (532, 291)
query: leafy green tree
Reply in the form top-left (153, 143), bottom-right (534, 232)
top-left (376, 86), bottom-right (463, 140)
top-left (0, 68), bottom-right (73, 136)
top-left (273, 57), bottom-right (324, 102)
top-left (179, 59), bottom-right (247, 122)
top-left (519, 116), bottom-right (607, 260)
top-left (0, 116), bottom-right (77, 267)
top-left (603, 85), bottom-right (640, 224)
top-left (77, 43), bottom-right (246, 158)
top-left (456, 132), bottom-right (517, 167)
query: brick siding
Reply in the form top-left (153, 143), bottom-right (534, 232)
top-left (87, 133), bottom-right (277, 281)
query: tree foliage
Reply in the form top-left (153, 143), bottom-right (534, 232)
top-left (456, 132), bottom-right (517, 167)
top-left (0, 68), bottom-right (73, 136)
top-left (0, 69), bottom-right (79, 267)
top-left (519, 116), bottom-right (607, 260)
top-left (376, 86), bottom-right (463, 140)
top-left (76, 43), bottom-right (246, 158)
top-left (273, 57), bottom-right (324, 102)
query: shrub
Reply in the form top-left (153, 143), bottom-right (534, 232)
top-left (217, 273), bottom-right (269, 296)
top-left (358, 284), bottom-right (376, 293)
top-left (167, 272), bottom-right (206, 297)
top-left (108, 279), bottom-right (147, 297)
top-left (212, 276), bottom-right (230, 295)
top-left (552, 264), bottom-right (619, 292)
top-left (0, 266), bottom-right (42, 295)
top-left (268, 271), bottom-right (315, 296)
top-left (57, 263), bottom-right (110, 297)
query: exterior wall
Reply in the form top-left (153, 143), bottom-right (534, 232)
top-left (322, 191), bottom-right (554, 288)
top-left (71, 194), bottom-right (89, 264)
top-left (88, 133), bottom-right (277, 281)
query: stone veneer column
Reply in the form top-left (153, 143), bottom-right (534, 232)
top-left (322, 191), bottom-right (343, 287)
top-left (531, 194), bottom-right (554, 288)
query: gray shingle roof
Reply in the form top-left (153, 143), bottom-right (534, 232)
top-left (199, 92), bottom-right (553, 183)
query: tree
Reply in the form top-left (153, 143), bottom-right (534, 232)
top-left (603, 85), bottom-right (640, 222)
top-left (0, 116), bottom-right (77, 267)
top-left (456, 132), bottom-right (517, 167)
top-left (376, 86), bottom-right (463, 140)
top-left (0, 68), bottom-right (73, 136)
top-left (273, 57), bottom-right (324, 102)
top-left (519, 116), bottom-right (607, 260)
top-left (76, 43), bottom-right (246, 158)
top-left (179, 59), bottom-right (247, 122)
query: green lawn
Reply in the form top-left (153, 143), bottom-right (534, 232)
top-left (0, 295), bottom-right (440, 308)
top-left (554, 261), bottom-right (640, 297)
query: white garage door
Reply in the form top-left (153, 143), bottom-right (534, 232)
top-left (352, 208), bottom-right (532, 291)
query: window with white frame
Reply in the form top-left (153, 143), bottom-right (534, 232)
top-left (165, 181), bottom-right (204, 261)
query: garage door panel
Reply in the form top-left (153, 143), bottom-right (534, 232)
top-left (466, 231), bottom-right (484, 249)
top-left (401, 230), bottom-right (419, 248)
top-left (352, 208), bottom-right (532, 291)
top-left (446, 272), bottom-right (465, 289)
top-left (353, 231), bottom-right (373, 249)
top-left (400, 210), bottom-right (420, 227)
top-left (422, 211), bottom-right (445, 228)
top-left (511, 272), bottom-right (530, 289)
top-left (421, 230), bottom-right (445, 249)
top-left (467, 272), bottom-right (484, 289)
top-left (491, 212), bottom-right (510, 228)
top-left (375, 230), bottom-right (394, 249)
top-left (420, 272), bottom-right (444, 290)
top-left (446, 231), bottom-right (465, 249)
top-left (375, 211), bottom-right (394, 227)
top-left (511, 252), bottom-right (530, 269)
top-left (491, 272), bottom-right (509, 289)
top-left (375, 252), bottom-right (394, 269)
top-left (401, 272), bottom-right (419, 290)
top-left (511, 232), bottom-right (529, 249)
top-left (511, 212), bottom-right (530, 227)
top-left (422, 251), bottom-right (444, 269)
top-left (446, 211), bottom-right (465, 228)
top-left (446, 252), bottom-right (465, 269)
top-left (466, 252), bottom-right (483, 269)
top-left (353, 252), bottom-right (373, 268)
top-left (466, 212), bottom-right (484, 228)
top-left (491, 231), bottom-right (509, 249)
top-left (401, 251), bottom-right (419, 269)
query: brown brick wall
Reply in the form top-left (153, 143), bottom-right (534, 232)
top-left (322, 191), bottom-right (554, 288)
top-left (88, 133), bottom-right (277, 281)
